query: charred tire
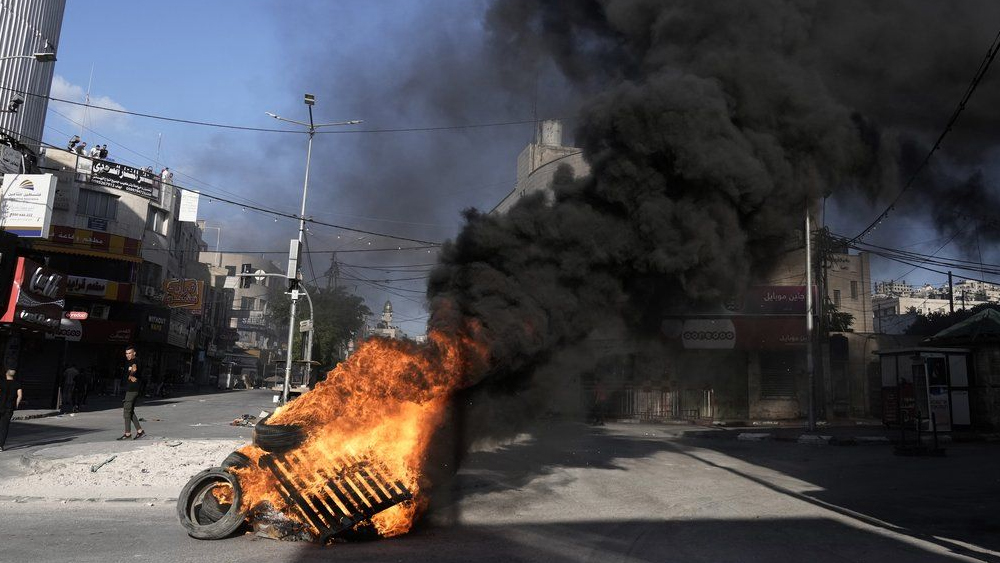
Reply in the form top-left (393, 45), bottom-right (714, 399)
top-left (221, 450), bottom-right (251, 470)
top-left (198, 492), bottom-right (231, 524)
top-left (252, 414), bottom-right (306, 453)
top-left (177, 467), bottom-right (248, 540)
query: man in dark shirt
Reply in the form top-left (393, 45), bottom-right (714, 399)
top-left (0, 369), bottom-right (23, 451)
top-left (120, 346), bottom-right (145, 440)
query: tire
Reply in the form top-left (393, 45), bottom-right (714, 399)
top-left (252, 414), bottom-right (306, 453)
top-left (177, 468), bottom-right (248, 540)
top-left (198, 491), bottom-right (230, 523)
top-left (221, 451), bottom-right (251, 470)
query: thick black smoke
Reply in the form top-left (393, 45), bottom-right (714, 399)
top-left (425, 0), bottom-right (1000, 438)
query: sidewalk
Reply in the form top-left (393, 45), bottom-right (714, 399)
top-left (674, 418), bottom-right (1000, 445)
top-left (10, 384), bottom-right (239, 420)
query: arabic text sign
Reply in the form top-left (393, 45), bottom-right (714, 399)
top-left (681, 319), bottom-right (736, 349)
top-left (0, 145), bottom-right (21, 175)
top-left (163, 278), bottom-right (204, 314)
top-left (90, 160), bottom-right (159, 200)
top-left (0, 174), bottom-right (57, 237)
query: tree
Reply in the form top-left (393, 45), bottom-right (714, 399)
top-left (267, 285), bottom-right (371, 369)
top-left (905, 302), bottom-right (1000, 336)
top-left (825, 298), bottom-right (855, 332)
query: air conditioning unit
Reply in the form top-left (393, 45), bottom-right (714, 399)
top-left (90, 304), bottom-right (110, 320)
top-left (143, 286), bottom-right (158, 298)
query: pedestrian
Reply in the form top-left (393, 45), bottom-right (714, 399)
top-left (88, 144), bottom-right (101, 158)
top-left (160, 167), bottom-right (173, 185)
top-left (0, 369), bottom-right (22, 451)
top-left (111, 364), bottom-right (123, 397)
top-left (99, 144), bottom-right (108, 159)
top-left (61, 363), bottom-right (79, 413)
top-left (66, 135), bottom-right (80, 151)
top-left (119, 346), bottom-right (145, 440)
top-left (73, 141), bottom-right (87, 156)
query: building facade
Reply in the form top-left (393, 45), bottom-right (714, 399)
top-left (0, 0), bottom-right (63, 152)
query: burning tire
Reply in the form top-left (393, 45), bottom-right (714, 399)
top-left (253, 414), bottom-right (306, 453)
top-left (177, 468), bottom-right (248, 539)
top-left (221, 451), bottom-right (251, 470)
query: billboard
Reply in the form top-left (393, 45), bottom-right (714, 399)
top-left (1, 257), bottom-right (66, 330)
top-left (0, 174), bottom-right (57, 237)
top-left (178, 189), bottom-right (200, 222)
top-left (90, 160), bottom-right (159, 200)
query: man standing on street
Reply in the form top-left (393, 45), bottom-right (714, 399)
top-left (0, 369), bottom-right (23, 451)
top-left (119, 346), bottom-right (145, 441)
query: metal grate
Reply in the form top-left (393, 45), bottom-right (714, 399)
top-left (259, 451), bottom-right (412, 543)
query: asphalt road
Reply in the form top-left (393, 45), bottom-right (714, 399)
top-left (0, 389), bottom-right (997, 562)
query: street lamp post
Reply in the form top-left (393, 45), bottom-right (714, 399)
top-left (266, 94), bottom-right (360, 404)
top-left (0, 52), bottom-right (57, 63)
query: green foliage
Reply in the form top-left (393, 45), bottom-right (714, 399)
top-left (266, 285), bottom-right (371, 369)
top-left (825, 298), bottom-right (855, 332)
top-left (905, 302), bottom-right (1000, 336)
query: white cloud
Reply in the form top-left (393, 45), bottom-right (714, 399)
top-left (48, 75), bottom-right (131, 134)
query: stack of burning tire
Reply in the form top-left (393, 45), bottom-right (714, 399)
top-left (177, 414), bottom-right (304, 540)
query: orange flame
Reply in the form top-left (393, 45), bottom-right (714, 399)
top-left (235, 329), bottom-right (486, 538)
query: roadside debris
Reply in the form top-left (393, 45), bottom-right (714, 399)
top-left (252, 503), bottom-right (312, 542)
top-left (230, 414), bottom-right (258, 427)
top-left (165, 440), bottom-right (183, 447)
top-left (90, 455), bottom-right (117, 473)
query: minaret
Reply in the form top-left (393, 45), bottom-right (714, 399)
top-left (381, 300), bottom-right (393, 327)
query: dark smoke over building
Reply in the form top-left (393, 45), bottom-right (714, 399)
top-left (422, 0), bottom-right (1000, 439)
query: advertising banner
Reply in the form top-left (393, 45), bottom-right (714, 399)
top-left (40, 226), bottom-right (143, 262)
top-left (178, 189), bottom-right (200, 222)
top-left (1, 257), bottom-right (66, 330)
top-left (90, 159), bottom-right (159, 200)
top-left (163, 278), bottom-right (204, 314)
top-left (0, 174), bottom-right (57, 237)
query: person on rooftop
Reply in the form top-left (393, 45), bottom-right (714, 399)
top-left (66, 135), bottom-right (80, 151)
top-left (73, 141), bottom-right (87, 155)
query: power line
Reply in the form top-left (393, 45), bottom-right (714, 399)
top-left (4, 83), bottom-right (556, 135)
top-left (850, 26), bottom-right (1000, 243)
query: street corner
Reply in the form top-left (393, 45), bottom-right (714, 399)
top-left (0, 438), bottom-right (248, 502)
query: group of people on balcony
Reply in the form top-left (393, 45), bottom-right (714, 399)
top-left (66, 135), bottom-right (109, 159)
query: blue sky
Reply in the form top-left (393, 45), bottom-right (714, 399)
top-left (41, 1), bottom-right (1000, 337)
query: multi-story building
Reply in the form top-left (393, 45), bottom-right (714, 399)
top-left (370, 300), bottom-right (403, 340)
top-left (873, 295), bottom-right (989, 334)
top-left (199, 251), bottom-right (283, 385)
top-left (490, 122), bottom-right (876, 423)
top-left (492, 120), bottom-right (590, 214)
top-left (0, 0), bottom-right (63, 154)
top-left (874, 280), bottom-right (913, 297)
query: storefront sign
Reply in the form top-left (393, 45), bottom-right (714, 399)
top-left (41, 226), bottom-right (143, 261)
top-left (733, 317), bottom-right (809, 349)
top-left (65, 275), bottom-right (134, 302)
top-left (48, 319), bottom-right (135, 343)
top-left (681, 319), bottom-right (736, 349)
top-left (163, 278), bottom-right (204, 314)
top-left (1, 257), bottom-right (66, 330)
top-left (90, 160), bottom-right (159, 200)
top-left (0, 174), bottom-right (57, 237)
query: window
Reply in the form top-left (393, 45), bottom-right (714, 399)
top-left (240, 297), bottom-right (254, 311)
top-left (850, 281), bottom-right (858, 299)
top-left (833, 289), bottom-right (841, 307)
top-left (146, 206), bottom-right (168, 235)
top-left (76, 189), bottom-right (118, 219)
top-left (240, 263), bottom-right (254, 288)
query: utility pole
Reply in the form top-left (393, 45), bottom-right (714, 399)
top-left (805, 210), bottom-right (815, 432)
top-left (266, 95), bottom-right (360, 404)
top-left (948, 271), bottom-right (954, 314)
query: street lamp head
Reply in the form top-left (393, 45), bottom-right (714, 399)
top-left (304, 93), bottom-right (315, 106)
top-left (265, 111), bottom-right (279, 119)
top-left (32, 51), bottom-right (56, 62)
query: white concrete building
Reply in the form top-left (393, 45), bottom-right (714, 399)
top-left (872, 295), bottom-right (989, 334)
